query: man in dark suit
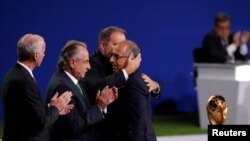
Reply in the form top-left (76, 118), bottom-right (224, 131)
top-left (108, 40), bottom-right (157, 141)
top-left (79, 26), bottom-right (160, 141)
top-left (46, 40), bottom-right (118, 141)
top-left (80, 26), bottom-right (160, 105)
top-left (201, 12), bottom-right (249, 63)
top-left (1, 34), bottom-right (73, 141)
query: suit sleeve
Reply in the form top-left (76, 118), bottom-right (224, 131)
top-left (150, 84), bottom-right (161, 99)
top-left (97, 71), bottom-right (126, 89)
top-left (126, 78), bottom-right (151, 138)
top-left (52, 84), bottom-right (104, 135)
top-left (202, 36), bottom-right (227, 63)
top-left (22, 80), bottom-right (59, 131)
top-left (82, 60), bottom-right (126, 92)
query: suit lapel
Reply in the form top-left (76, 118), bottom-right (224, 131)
top-left (15, 63), bottom-right (40, 95)
top-left (60, 71), bottom-right (90, 108)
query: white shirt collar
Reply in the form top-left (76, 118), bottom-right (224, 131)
top-left (64, 71), bottom-right (78, 85)
top-left (17, 61), bottom-right (34, 78)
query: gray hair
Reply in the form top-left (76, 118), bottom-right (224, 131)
top-left (57, 40), bottom-right (87, 71)
top-left (17, 34), bottom-right (44, 61)
top-left (123, 40), bottom-right (141, 57)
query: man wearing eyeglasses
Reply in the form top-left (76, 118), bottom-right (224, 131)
top-left (79, 26), bottom-right (160, 141)
top-left (108, 40), bottom-right (157, 141)
top-left (80, 26), bottom-right (160, 105)
top-left (201, 12), bottom-right (249, 63)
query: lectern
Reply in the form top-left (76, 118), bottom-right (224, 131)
top-left (195, 63), bottom-right (250, 129)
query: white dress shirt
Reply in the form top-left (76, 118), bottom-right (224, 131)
top-left (226, 43), bottom-right (248, 62)
top-left (64, 71), bottom-right (107, 114)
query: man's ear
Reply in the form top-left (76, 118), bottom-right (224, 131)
top-left (68, 60), bottom-right (75, 69)
top-left (99, 41), bottom-right (105, 52)
top-left (33, 53), bottom-right (38, 61)
top-left (130, 52), bottom-right (135, 59)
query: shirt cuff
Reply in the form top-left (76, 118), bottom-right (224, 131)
top-left (226, 44), bottom-right (237, 57)
top-left (103, 107), bottom-right (107, 114)
top-left (240, 44), bottom-right (248, 55)
top-left (98, 106), bottom-right (107, 118)
top-left (122, 69), bottom-right (129, 81)
top-left (152, 83), bottom-right (160, 94)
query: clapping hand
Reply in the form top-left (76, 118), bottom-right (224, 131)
top-left (96, 86), bottom-right (118, 111)
top-left (233, 31), bottom-right (241, 47)
top-left (50, 91), bottom-right (74, 115)
top-left (241, 31), bottom-right (250, 44)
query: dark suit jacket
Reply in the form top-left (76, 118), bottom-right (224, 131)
top-left (1, 63), bottom-right (59, 141)
top-left (79, 49), bottom-right (159, 141)
top-left (79, 49), bottom-right (126, 105)
top-left (77, 50), bottom-right (127, 141)
top-left (201, 30), bottom-right (248, 63)
top-left (107, 69), bottom-right (157, 141)
top-left (46, 70), bottom-right (104, 141)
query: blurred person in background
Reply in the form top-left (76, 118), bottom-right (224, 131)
top-left (201, 12), bottom-right (249, 63)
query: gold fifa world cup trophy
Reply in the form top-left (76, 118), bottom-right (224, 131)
top-left (207, 95), bottom-right (228, 125)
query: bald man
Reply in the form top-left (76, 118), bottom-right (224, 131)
top-left (79, 26), bottom-right (160, 141)
top-left (108, 40), bottom-right (157, 141)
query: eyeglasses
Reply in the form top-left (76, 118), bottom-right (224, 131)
top-left (111, 53), bottom-right (129, 60)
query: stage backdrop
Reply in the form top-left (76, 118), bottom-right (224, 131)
top-left (1, 0), bottom-right (250, 121)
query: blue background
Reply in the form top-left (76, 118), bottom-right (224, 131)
top-left (1, 0), bottom-right (250, 122)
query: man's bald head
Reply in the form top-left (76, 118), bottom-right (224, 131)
top-left (110, 40), bottom-right (141, 73)
top-left (119, 40), bottom-right (141, 58)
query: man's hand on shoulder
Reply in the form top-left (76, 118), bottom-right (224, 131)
top-left (142, 73), bottom-right (160, 93)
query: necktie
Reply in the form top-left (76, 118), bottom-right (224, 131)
top-left (76, 83), bottom-right (89, 106)
top-left (221, 39), bottom-right (235, 63)
top-left (221, 39), bottom-right (228, 48)
top-left (76, 83), bottom-right (84, 96)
